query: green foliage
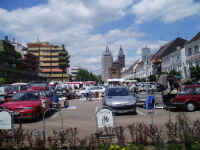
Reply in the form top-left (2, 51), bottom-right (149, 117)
top-left (124, 144), bottom-right (145, 150)
top-left (134, 78), bottom-right (140, 82)
top-left (75, 68), bottom-right (101, 82)
top-left (169, 70), bottom-right (181, 79)
top-left (140, 78), bottom-right (146, 82)
top-left (58, 46), bottom-right (70, 72)
top-left (167, 143), bottom-right (183, 150)
top-left (190, 65), bottom-right (200, 81)
top-left (0, 77), bottom-right (5, 84)
top-left (148, 75), bottom-right (157, 82)
top-left (0, 43), bottom-right (22, 68)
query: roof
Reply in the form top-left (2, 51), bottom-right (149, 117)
top-left (103, 45), bottom-right (112, 56)
top-left (152, 37), bottom-right (187, 63)
top-left (160, 37), bottom-right (187, 58)
top-left (152, 43), bottom-right (170, 61)
top-left (188, 32), bottom-right (200, 44)
top-left (127, 59), bottom-right (140, 71)
top-left (27, 42), bottom-right (60, 48)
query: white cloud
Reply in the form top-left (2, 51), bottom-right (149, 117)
top-left (0, 0), bottom-right (169, 74)
top-left (132, 0), bottom-right (200, 23)
top-left (98, 0), bottom-right (132, 10)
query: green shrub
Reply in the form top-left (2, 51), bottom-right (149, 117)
top-left (0, 77), bottom-right (5, 84)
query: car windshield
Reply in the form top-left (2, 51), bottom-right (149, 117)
top-left (8, 85), bottom-right (18, 91)
top-left (11, 92), bottom-right (39, 101)
top-left (107, 88), bottom-right (129, 96)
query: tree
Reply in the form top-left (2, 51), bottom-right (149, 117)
top-left (0, 77), bottom-right (5, 84)
top-left (59, 45), bottom-right (70, 81)
top-left (75, 68), bottom-right (101, 83)
top-left (169, 70), bottom-right (182, 79)
top-left (190, 65), bottom-right (200, 81)
top-left (148, 75), bottom-right (157, 82)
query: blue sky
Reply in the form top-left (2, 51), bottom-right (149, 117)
top-left (0, 0), bottom-right (200, 74)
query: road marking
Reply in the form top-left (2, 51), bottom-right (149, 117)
top-left (136, 110), bottom-right (145, 116)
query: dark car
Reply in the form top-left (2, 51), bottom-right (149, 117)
top-left (172, 84), bottom-right (200, 111)
top-left (103, 87), bottom-right (137, 115)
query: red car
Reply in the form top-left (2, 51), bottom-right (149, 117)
top-left (172, 84), bottom-right (200, 111)
top-left (0, 90), bottom-right (52, 120)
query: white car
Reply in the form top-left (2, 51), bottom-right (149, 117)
top-left (77, 86), bottom-right (105, 96)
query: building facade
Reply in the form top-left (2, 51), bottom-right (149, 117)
top-left (101, 45), bottom-right (125, 83)
top-left (152, 38), bottom-right (187, 75)
top-left (141, 47), bottom-right (153, 78)
top-left (70, 66), bottom-right (81, 81)
top-left (27, 42), bottom-right (69, 81)
top-left (185, 32), bottom-right (200, 75)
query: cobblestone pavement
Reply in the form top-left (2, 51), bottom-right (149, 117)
top-left (19, 93), bottom-right (200, 138)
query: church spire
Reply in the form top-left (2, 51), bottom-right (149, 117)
top-left (106, 45), bottom-right (110, 53)
top-left (119, 45), bottom-right (124, 56)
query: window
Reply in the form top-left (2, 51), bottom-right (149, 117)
top-left (194, 45), bottom-right (199, 53)
top-left (188, 48), bottom-right (192, 56)
top-left (11, 92), bottom-right (39, 101)
top-left (107, 88), bottom-right (129, 96)
top-left (180, 88), bottom-right (193, 95)
top-left (194, 87), bottom-right (200, 95)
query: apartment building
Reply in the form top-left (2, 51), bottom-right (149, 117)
top-left (27, 42), bottom-right (68, 81)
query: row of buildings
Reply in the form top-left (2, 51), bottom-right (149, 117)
top-left (0, 36), bottom-right (70, 82)
top-left (122, 32), bottom-right (200, 81)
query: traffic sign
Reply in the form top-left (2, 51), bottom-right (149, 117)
top-left (96, 108), bottom-right (114, 129)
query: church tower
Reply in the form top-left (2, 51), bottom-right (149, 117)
top-left (102, 45), bottom-right (113, 82)
top-left (118, 45), bottom-right (125, 69)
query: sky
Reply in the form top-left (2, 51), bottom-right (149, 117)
top-left (0, 0), bottom-right (200, 75)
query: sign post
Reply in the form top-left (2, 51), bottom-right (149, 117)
top-left (96, 107), bottom-right (114, 130)
top-left (96, 107), bottom-right (115, 142)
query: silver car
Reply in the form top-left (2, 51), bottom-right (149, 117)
top-left (103, 87), bottom-right (137, 115)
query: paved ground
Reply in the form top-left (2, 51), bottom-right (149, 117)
top-left (17, 94), bottom-right (200, 138)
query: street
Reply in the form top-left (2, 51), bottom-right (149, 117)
top-left (18, 93), bottom-right (200, 138)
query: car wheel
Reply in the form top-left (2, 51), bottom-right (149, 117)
top-left (186, 102), bottom-right (196, 112)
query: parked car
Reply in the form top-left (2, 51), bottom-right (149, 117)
top-left (27, 81), bottom-right (49, 91)
top-left (0, 84), bottom-right (16, 102)
top-left (77, 86), bottom-right (105, 97)
top-left (0, 85), bottom-right (9, 104)
top-left (55, 88), bottom-right (73, 100)
top-left (172, 84), bottom-right (200, 111)
top-left (102, 87), bottom-right (136, 115)
top-left (0, 90), bottom-right (52, 120)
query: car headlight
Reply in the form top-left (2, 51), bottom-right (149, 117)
top-left (126, 101), bottom-right (136, 105)
top-left (22, 107), bottom-right (33, 110)
top-left (105, 100), bottom-right (113, 106)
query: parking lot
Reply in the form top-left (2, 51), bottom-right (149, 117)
top-left (19, 93), bottom-right (200, 138)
